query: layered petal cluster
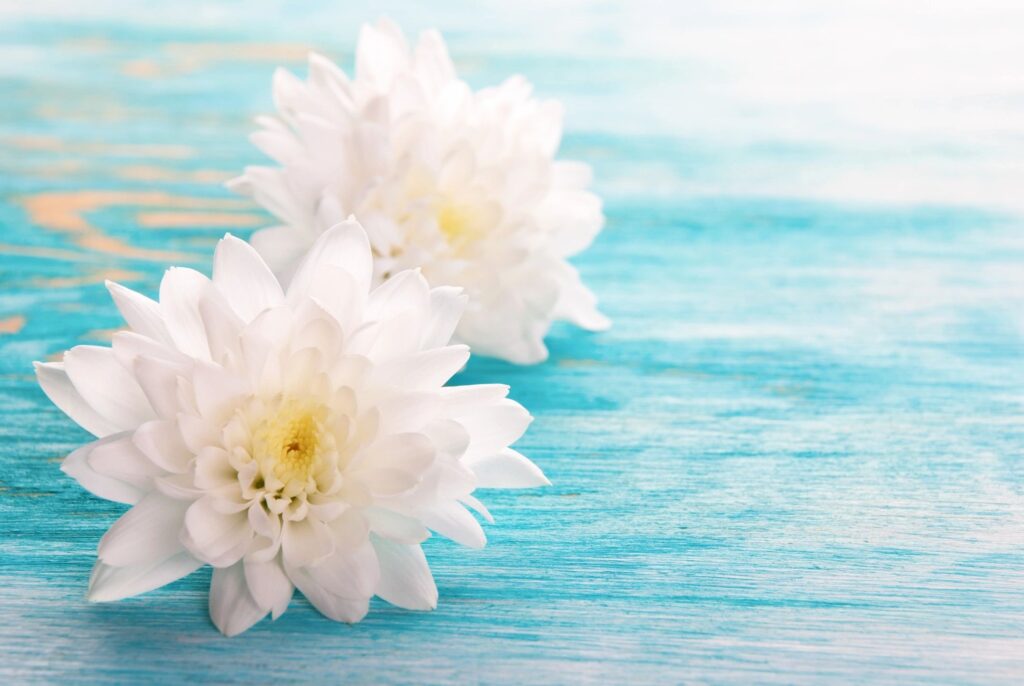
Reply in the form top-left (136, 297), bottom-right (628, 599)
top-left (35, 220), bottom-right (547, 636)
top-left (231, 18), bottom-right (609, 364)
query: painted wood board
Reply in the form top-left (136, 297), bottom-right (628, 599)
top-left (1, 2), bottom-right (1023, 683)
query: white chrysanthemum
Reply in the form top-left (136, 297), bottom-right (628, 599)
top-left (230, 18), bottom-right (609, 365)
top-left (35, 220), bottom-right (547, 636)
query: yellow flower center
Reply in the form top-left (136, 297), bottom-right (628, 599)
top-left (253, 400), bottom-right (325, 489)
top-left (437, 201), bottom-right (474, 243)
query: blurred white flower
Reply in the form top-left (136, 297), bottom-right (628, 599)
top-left (230, 18), bottom-right (609, 364)
top-left (35, 220), bottom-right (547, 636)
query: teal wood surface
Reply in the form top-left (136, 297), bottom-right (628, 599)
top-left (2, 2), bottom-right (1024, 683)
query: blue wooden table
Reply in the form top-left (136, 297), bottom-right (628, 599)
top-left (2, 2), bottom-right (1023, 682)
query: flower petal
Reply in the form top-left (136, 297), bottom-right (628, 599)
top-left (370, 345), bottom-right (469, 390)
top-left (105, 280), bottom-right (171, 343)
top-left (87, 432), bottom-right (165, 489)
top-left (210, 562), bottom-right (268, 637)
top-left (212, 234), bottom-right (285, 323)
top-left (289, 565), bottom-right (370, 623)
top-left (455, 400), bottom-right (532, 461)
top-left (63, 346), bottom-right (155, 431)
top-left (132, 419), bottom-right (191, 474)
top-left (420, 501), bottom-right (486, 549)
top-left (305, 540), bottom-right (380, 600)
top-left (159, 267), bottom-right (212, 360)
top-left (371, 536), bottom-right (437, 610)
top-left (250, 224), bottom-right (311, 278)
top-left (363, 506), bottom-right (429, 544)
top-left (288, 219), bottom-right (372, 304)
top-left (97, 492), bottom-right (188, 567)
top-left (243, 554), bottom-right (293, 616)
top-left (183, 497), bottom-right (251, 568)
top-left (421, 286), bottom-right (467, 349)
top-left (35, 362), bottom-right (119, 437)
top-left (281, 517), bottom-right (334, 569)
top-left (61, 434), bottom-right (145, 504)
top-left (467, 448), bottom-right (550, 489)
top-left (88, 552), bottom-right (201, 602)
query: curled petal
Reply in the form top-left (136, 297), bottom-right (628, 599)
top-left (97, 492), bottom-right (188, 567)
top-left (372, 536), bottom-right (437, 610)
top-left (62, 434), bottom-right (144, 505)
top-left (88, 552), bottom-right (201, 603)
top-left (210, 562), bottom-right (268, 637)
top-left (468, 448), bottom-right (550, 489)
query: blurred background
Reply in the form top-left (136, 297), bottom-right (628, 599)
top-left (1, 1), bottom-right (1023, 682)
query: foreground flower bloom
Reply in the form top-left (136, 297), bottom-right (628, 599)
top-left (35, 220), bottom-right (547, 636)
top-left (230, 18), bottom-right (609, 364)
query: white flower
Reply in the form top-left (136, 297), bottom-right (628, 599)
top-left (35, 219), bottom-right (548, 636)
top-left (230, 18), bottom-right (609, 365)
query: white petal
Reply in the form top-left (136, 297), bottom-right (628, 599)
top-left (460, 494), bottom-right (494, 523)
top-left (193, 447), bottom-right (236, 491)
top-left (363, 506), bottom-right (429, 544)
top-left (210, 562), bottom-right (268, 637)
top-left (422, 419), bottom-right (470, 460)
top-left (111, 331), bottom-right (189, 369)
top-left (357, 432), bottom-right (435, 474)
top-left (250, 225), bottom-right (310, 278)
top-left (551, 262), bottom-right (610, 331)
top-left (371, 537), bottom-right (437, 610)
top-left (439, 384), bottom-right (510, 414)
top-left (191, 362), bottom-right (248, 425)
top-left (212, 234), bottom-right (285, 322)
top-left (355, 467), bottom-right (421, 497)
top-left (132, 419), bottom-right (191, 473)
top-left (305, 540), bottom-right (380, 600)
top-left (420, 501), bottom-right (486, 549)
top-left (243, 554), bottom-right (293, 615)
top-left (105, 280), bottom-right (170, 343)
top-left (289, 565), bottom-right (370, 623)
top-left (63, 346), bottom-right (155, 431)
top-left (183, 497), bottom-right (251, 568)
top-left (413, 29), bottom-right (455, 91)
top-left (281, 517), bottom-right (334, 569)
top-left (197, 291), bottom-right (244, 364)
top-left (97, 492), bottom-right (188, 567)
top-left (543, 189), bottom-right (603, 257)
top-left (457, 400), bottom-right (533, 461)
top-left (365, 268), bottom-right (430, 322)
top-left (371, 345), bottom-right (469, 390)
top-left (87, 432), bottom-right (165, 489)
top-left (373, 392), bottom-right (440, 435)
top-left (35, 362), bottom-right (119, 437)
top-left (159, 267), bottom-right (212, 360)
top-left (302, 265), bottom-right (362, 335)
top-left (421, 286), bottom-right (467, 349)
top-left (288, 219), bottom-right (372, 303)
top-left (356, 17), bottom-right (410, 88)
top-left (176, 413), bottom-right (220, 454)
top-left (132, 356), bottom-right (183, 420)
top-left (61, 434), bottom-right (144, 504)
top-left (88, 552), bottom-right (202, 603)
top-left (469, 448), bottom-right (549, 488)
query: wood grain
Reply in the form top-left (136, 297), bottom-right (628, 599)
top-left (1, 2), bottom-right (1023, 683)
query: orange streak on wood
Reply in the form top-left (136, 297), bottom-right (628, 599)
top-left (136, 211), bottom-right (267, 229)
top-left (0, 316), bottom-right (26, 335)
top-left (4, 135), bottom-right (194, 159)
top-left (122, 42), bottom-right (323, 78)
top-left (18, 190), bottom-right (252, 262)
top-left (28, 268), bottom-right (144, 289)
top-left (115, 166), bottom-right (233, 184)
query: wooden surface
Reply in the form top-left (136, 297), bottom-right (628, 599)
top-left (2, 2), bottom-right (1024, 683)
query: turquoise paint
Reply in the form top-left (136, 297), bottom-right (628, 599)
top-left (2, 2), bottom-right (1024, 682)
